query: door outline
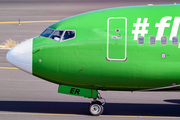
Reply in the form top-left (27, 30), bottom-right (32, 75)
top-left (106, 17), bottom-right (127, 61)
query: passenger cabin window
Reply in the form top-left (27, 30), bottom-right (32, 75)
top-left (138, 36), bottom-right (144, 44)
top-left (161, 36), bottom-right (167, 45)
top-left (149, 36), bottom-right (155, 45)
top-left (172, 36), bottom-right (178, 45)
top-left (50, 31), bottom-right (64, 42)
top-left (62, 31), bottom-right (75, 41)
top-left (41, 28), bottom-right (54, 37)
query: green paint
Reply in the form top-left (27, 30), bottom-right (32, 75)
top-left (108, 17), bottom-right (126, 60)
top-left (58, 85), bottom-right (97, 98)
top-left (32, 4), bottom-right (180, 91)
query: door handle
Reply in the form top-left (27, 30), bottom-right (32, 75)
top-left (111, 36), bottom-right (122, 39)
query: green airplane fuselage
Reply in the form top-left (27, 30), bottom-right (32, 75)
top-left (33, 4), bottom-right (180, 91)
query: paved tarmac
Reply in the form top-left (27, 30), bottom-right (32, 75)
top-left (0, 0), bottom-right (178, 43)
top-left (1, 49), bottom-right (180, 119)
top-left (1, 0), bottom-right (180, 120)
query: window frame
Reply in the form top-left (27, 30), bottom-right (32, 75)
top-left (49, 30), bottom-right (65, 42)
top-left (161, 36), bottom-right (167, 45)
top-left (60, 30), bottom-right (76, 42)
top-left (40, 28), bottom-right (55, 38)
top-left (149, 36), bottom-right (156, 45)
top-left (138, 36), bottom-right (144, 45)
top-left (40, 28), bottom-right (76, 42)
top-left (172, 36), bottom-right (178, 45)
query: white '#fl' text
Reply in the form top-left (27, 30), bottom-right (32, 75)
top-left (132, 17), bottom-right (180, 41)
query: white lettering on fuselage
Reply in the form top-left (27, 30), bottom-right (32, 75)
top-left (170, 17), bottom-right (180, 40)
top-left (132, 17), bottom-right (180, 41)
top-left (155, 17), bottom-right (172, 40)
top-left (132, 18), bottom-right (149, 40)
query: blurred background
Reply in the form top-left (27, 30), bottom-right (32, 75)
top-left (0, 0), bottom-right (178, 43)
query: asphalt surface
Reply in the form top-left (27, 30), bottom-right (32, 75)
top-left (1, 0), bottom-right (180, 120)
top-left (0, 0), bottom-right (179, 43)
top-left (1, 49), bottom-right (180, 119)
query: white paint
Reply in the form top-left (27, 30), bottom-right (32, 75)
top-left (178, 43), bottom-right (180, 48)
top-left (155, 17), bottom-right (172, 40)
top-left (107, 17), bottom-right (127, 61)
top-left (132, 18), bottom-right (149, 40)
top-left (6, 38), bottom-right (32, 74)
top-left (170, 17), bottom-right (180, 40)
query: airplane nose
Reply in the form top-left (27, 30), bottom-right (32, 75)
top-left (6, 38), bottom-right (33, 74)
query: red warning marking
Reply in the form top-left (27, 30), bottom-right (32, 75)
top-left (91, 89), bottom-right (93, 98)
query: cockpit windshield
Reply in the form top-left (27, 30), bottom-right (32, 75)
top-left (40, 28), bottom-right (76, 42)
top-left (50, 31), bottom-right (64, 41)
top-left (40, 28), bottom-right (54, 37)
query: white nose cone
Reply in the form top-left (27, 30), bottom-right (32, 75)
top-left (6, 38), bottom-right (32, 74)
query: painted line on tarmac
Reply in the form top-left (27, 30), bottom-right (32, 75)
top-left (0, 67), bottom-right (18, 69)
top-left (0, 20), bottom-right (59, 24)
top-left (0, 112), bottom-right (179, 119)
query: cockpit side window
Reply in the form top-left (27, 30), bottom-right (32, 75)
top-left (41, 29), bottom-right (76, 42)
top-left (50, 31), bottom-right (64, 42)
top-left (62, 31), bottom-right (76, 41)
top-left (40, 28), bottom-right (54, 37)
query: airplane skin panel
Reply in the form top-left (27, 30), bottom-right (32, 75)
top-left (29, 4), bottom-right (180, 91)
top-left (107, 17), bottom-right (127, 61)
